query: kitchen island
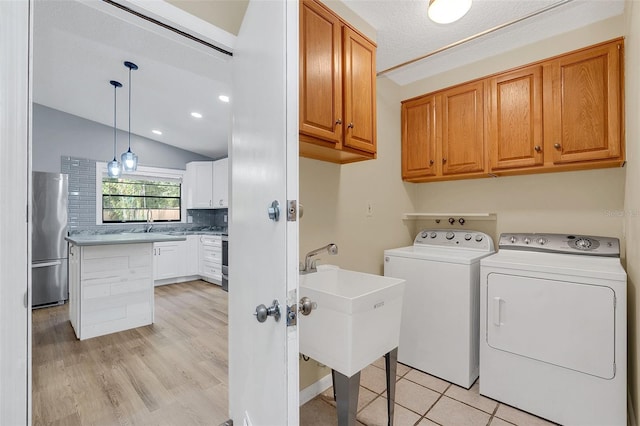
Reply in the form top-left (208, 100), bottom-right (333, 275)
top-left (65, 233), bottom-right (186, 340)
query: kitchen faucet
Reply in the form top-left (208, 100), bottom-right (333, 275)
top-left (301, 243), bottom-right (338, 273)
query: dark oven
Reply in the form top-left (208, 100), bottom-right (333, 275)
top-left (222, 235), bottom-right (228, 292)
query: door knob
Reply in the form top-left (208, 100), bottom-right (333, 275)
top-left (534, 146), bottom-right (542, 152)
top-left (255, 299), bottom-right (281, 323)
top-left (268, 200), bottom-right (280, 221)
top-left (347, 122), bottom-right (354, 129)
top-left (554, 143), bottom-right (561, 149)
top-left (298, 296), bottom-right (317, 316)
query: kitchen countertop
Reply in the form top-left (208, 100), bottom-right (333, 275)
top-left (65, 233), bottom-right (187, 246)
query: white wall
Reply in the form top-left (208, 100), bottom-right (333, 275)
top-left (624, 0), bottom-right (640, 421)
top-left (32, 104), bottom-right (213, 173)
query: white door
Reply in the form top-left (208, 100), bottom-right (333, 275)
top-left (0, 0), bottom-right (31, 424)
top-left (228, 0), bottom-right (299, 425)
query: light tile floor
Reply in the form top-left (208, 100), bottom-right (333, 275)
top-left (300, 358), bottom-right (557, 426)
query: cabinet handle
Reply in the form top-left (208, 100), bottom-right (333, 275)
top-left (335, 119), bottom-right (342, 125)
top-left (554, 143), bottom-right (561, 150)
top-left (429, 160), bottom-right (434, 166)
top-left (219, 199), bottom-right (223, 206)
top-left (442, 158), bottom-right (447, 164)
top-left (347, 122), bottom-right (354, 129)
top-left (534, 146), bottom-right (542, 152)
top-left (158, 248), bottom-right (161, 256)
top-left (153, 248), bottom-right (156, 256)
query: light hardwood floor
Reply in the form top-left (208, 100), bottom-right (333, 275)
top-left (32, 281), bottom-right (230, 426)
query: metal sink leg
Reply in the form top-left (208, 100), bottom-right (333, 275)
top-left (333, 370), bottom-right (360, 426)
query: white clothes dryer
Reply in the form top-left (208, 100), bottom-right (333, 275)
top-left (480, 233), bottom-right (627, 426)
top-left (384, 229), bottom-right (495, 388)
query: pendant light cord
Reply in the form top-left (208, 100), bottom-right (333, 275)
top-left (128, 65), bottom-right (132, 150)
top-left (114, 83), bottom-right (118, 159)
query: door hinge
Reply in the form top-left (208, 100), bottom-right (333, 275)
top-left (287, 200), bottom-right (297, 222)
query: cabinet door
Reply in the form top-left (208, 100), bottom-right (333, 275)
top-left (343, 26), bottom-right (376, 154)
top-left (299, 0), bottom-right (342, 145)
top-left (186, 161), bottom-right (213, 208)
top-left (401, 96), bottom-right (437, 179)
top-left (212, 158), bottom-right (228, 208)
top-left (154, 242), bottom-right (186, 281)
top-left (488, 65), bottom-right (543, 171)
top-left (440, 81), bottom-right (486, 176)
top-left (545, 41), bottom-right (622, 164)
top-left (186, 235), bottom-right (199, 276)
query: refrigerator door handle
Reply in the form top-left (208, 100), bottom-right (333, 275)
top-left (32, 260), bottom-right (63, 268)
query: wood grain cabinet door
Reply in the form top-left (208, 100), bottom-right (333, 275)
top-left (488, 65), bottom-right (543, 171)
top-left (401, 96), bottom-right (437, 179)
top-left (299, 0), bottom-right (342, 145)
top-left (545, 41), bottom-right (623, 164)
top-left (343, 26), bottom-right (376, 154)
top-left (441, 81), bottom-right (486, 176)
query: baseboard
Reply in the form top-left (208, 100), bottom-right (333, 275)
top-left (629, 389), bottom-right (637, 426)
top-left (299, 374), bottom-right (333, 406)
top-left (154, 275), bottom-right (208, 287)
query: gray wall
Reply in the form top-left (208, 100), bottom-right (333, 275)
top-left (33, 103), bottom-right (212, 173)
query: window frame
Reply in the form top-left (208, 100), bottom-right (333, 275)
top-left (95, 162), bottom-right (186, 225)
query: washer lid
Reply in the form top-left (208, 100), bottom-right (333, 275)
top-left (385, 245), bottom-right (495, 265)
top-left (481, 250), bottom-right (627, 281)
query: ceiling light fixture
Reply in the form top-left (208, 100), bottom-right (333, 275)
top-left (107, 80), bottom-right (122, 178)
top-left (152, 130), bottom-right (162, 135)
top-left (191, 112), bottom-right (203, 118)
top-left (428, 0), bottom-right (472, 24)
top-left (218, 95), bottom-right (230, 103)
top-left (121, 61), bottom-right (139, 172)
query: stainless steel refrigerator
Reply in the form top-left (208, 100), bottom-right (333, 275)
top-left (32, 172), bottom-right (69, 308)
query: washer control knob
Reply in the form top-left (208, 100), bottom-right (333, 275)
top-left (421, 231), bottom-right (429, 238)
top-left (537, 238), bottom-right (548, 246)
top-left (475, 235), bottom-right (484, 242)
top-left (445, 231), bottom-right (455, 240)
top-left (430, 232), bottom-right (437, 239)
top-left (510, 236), bottom-right (518, 244)
top-left (464, 234), bottom-right (472, 241)
top-left (524, 237), bottom-right (531, 244)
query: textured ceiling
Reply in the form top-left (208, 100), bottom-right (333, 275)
top-left (342, 0), bottom-right (626, 85)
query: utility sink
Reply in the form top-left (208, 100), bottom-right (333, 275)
top-left (299, 266), bottom-right (405, 377)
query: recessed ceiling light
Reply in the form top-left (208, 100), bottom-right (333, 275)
top-left (152, 129), bottom-right (162, 135)
top-left (191, 112), bottom-right (203, 118)
top-left (219, 95), bottom-right (230, 103)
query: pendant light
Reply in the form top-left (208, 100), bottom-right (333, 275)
top-left (428, 0), bottom-right (472, 24)
top-left (121, 61), bottom-right (139, 172)
top-left (107, 80), bottom-right (122, 178)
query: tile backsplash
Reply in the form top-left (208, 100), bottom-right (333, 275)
top-left (61, 156), bottom-right (225, 234)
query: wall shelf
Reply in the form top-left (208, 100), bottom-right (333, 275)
top-left (402, 213), bottom-right (497, 222)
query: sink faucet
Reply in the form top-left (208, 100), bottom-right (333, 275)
top-left (301, 243), bottom-right (338, 273)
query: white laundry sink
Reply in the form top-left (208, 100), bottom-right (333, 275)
top-left (299, 265), bottom-right (405, 377)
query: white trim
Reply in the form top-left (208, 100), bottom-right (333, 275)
top-left (95, 162), bottom-right (187, 225)
top-left (299, 373), bottom-right (333, 406)
top-left (106, 0), bottom-right (236, 52)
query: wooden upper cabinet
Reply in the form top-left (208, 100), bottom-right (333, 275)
top-left (401, 96), bottom-right (437, 179)
top-left (299, 0), bottom-right (342, 145)
top-left (441, 81), bottom-right (486, 176)
top-left (299, 0), bottom-right (377, 164)
top-left (343, 27), bottom-right (376, 154)
top-left (544, 41), bottom-right (623, 164)
top-left (488, 65), bottom-right (543, 171)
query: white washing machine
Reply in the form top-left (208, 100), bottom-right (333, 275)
top-left (384, 229), bottom-right (495, 388)
top-left (480, 233), bottom-right (627, 426)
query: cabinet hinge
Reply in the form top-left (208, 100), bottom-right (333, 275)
top-left (287, 200), bottom-right (297, 222)
top-left (613, 361), bottom-right (616, 376)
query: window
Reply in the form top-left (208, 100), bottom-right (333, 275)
top-left (96, 162), bottom-right (185, 224)
top-left (102, 177), bottom-right (181, 223)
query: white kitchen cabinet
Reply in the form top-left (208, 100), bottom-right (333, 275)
top-left (185, 161), bottom-right (213, 209)
top-left (212, 158), bottom-right (229, 208)
top-left (199, 234), bottom-right (222, 284)
top-left (186, 235), bottom-right (199, 276)
top-left (153, 240), bottom-right (187, 282)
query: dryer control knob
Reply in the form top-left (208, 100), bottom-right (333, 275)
top-left (524, 237), bottom-right (531, 244)
top-left (510, 236), bottom-right (517, 244)
top-left (430, 232), bottom-right (437, 239)
top-left (464, 234), bottom-right (472, 241)
top-left (421, 231), bottom-right (429, 238)
top-left (475, 235), bottom-right (484, 242)
top-left (445, 231), bottom-right (455, 240)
